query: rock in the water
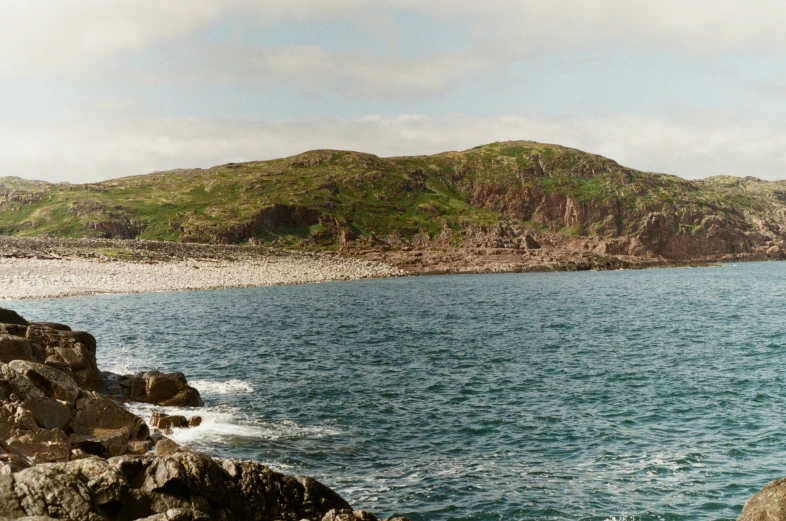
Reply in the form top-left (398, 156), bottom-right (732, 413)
top-left (149, 412), bottom-right (189, 431)
top-left (128, 371), bottom-right (204, 407)
top-left (187, 416), bottom-right (202, 428)
top-left (738, 477), bottom-right (786, 520)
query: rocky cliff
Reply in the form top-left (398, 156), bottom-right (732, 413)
top-left (0, 308), bottom-right (407, 521)
top-left (3, 141), bottom-right (786, 264)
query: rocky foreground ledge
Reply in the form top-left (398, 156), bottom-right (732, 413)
top-left (0, 308), bottom-right (407, 521)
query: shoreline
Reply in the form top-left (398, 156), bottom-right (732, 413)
top-left (0, 236), bottom-right (723, 300)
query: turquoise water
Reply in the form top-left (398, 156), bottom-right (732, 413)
top-left (8, 262), bottom-right (786, 520)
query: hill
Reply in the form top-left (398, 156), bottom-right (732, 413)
top-left (1, 140), bottom-right (785, 263)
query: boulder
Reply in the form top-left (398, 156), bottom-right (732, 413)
top-left (149, 412), bottom-right (189, 431)
top-left (188, 416), bottom-right (202, 428)
top-left (8, 361), bottom-right (80, 406)
top-left (129, 371), bottom-right (204, 407)
top-left (24, 325), bottom-right (100, 391)
top-left (0, 309), bottom-right (29, 327)
top-left (0, 324), bottom-right (28, 337)
top-left (738, 477), bottom-right (786, 520)
top-left (154, 438), bottom-right (180, 457)
top-left (0, 336), bottom-right (34, 365)
top-left (0, 451), bottom-right (356, 520)
top-left (29, 322), bottom-right (71, 332)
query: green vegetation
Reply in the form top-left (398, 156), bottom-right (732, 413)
top-left (0, 141), bottom-right (781, 248)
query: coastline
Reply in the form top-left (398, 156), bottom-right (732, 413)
top-left (0, 236), bottom-right (718, 300)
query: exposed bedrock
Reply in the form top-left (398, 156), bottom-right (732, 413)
top-left (0, 452), bottom-right (353, 521)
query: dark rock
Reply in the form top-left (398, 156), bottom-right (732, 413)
top-left (0, 336), bottom-right (34, 364)
top-left (188, 416), bottom-right (202, 428)
top-left (0, 309), bottom-right (28, 327)
top-left (128, 371), bottom-right (203, 407)
top-left (0, 324), bottom-right (28, 337)
top-left (30, 322), bottom-right (71, 332)
top-left (149, 412), bottom-right (189, 431)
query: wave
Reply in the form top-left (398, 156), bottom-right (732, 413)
top-left (124, 401), bottom-right (341, 449)
top-left (189, 379), bottom-right (254, 395)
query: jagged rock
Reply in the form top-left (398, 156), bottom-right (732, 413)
top-left (8, 361), bottom-right (80, 406)
top-left (24, 325), bottom-right (100, 391)
top-left (149, 413), bottom-right (189, 431)
top-left (738, 477), bottom-right (786, 520)
top-left (128, 371), bottom-right (203, 407)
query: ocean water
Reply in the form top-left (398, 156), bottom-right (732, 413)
top-left (7, 262), bottom-right (786, 521)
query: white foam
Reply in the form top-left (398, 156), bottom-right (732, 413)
top-left (124, 401), bottom-right (341, 448)
top-left (190, 379), bottom-right (254, 395)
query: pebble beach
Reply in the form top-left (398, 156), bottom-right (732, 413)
top-left (0, 238), bottom-right (405, 300)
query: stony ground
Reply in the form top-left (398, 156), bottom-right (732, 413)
top-left (0, 238), bottom-right (405, 300)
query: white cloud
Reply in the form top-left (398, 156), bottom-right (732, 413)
top-left (188, 45), bottom-right (487, 97)
top-left (3, 112), bottom-right (786, 183)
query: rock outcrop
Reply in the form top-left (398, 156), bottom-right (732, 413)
top-left (0, 308), bottom-right (406, 521)
top-left (0, 452), bottom-right (352, 521)
top-left (738, 477), bottom-right (786, 520)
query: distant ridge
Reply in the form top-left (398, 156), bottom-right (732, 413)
top-left (1, 140), bottom-right (786, 262)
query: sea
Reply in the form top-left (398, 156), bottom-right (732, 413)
top-left (7, 261), bottom-right (786, 521)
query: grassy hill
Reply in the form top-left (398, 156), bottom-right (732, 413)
top-left (2, 141), bottom-right (786, 260)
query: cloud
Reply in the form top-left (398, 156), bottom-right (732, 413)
top-left (3, 111), bottom-right (786, 183)
top-left (183, 45), bottom-right (488, 97)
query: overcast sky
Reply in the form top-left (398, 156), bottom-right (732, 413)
top-left (4, 1), bottom-right (786, 182)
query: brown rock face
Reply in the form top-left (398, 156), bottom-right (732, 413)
top-left (0, 452), bottom-right (353, 521)
top-left (23, 325), bottom-right (101, 391)
top-left (738, 477), bottom-right (786, 520)
top-left (127, 371), bottom-right (204, 407)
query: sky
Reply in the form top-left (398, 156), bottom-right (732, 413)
top-left (5, 1), bottom-right (786, 183)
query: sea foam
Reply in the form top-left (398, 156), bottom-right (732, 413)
top-left (190, 379), bottom-right (254, 395)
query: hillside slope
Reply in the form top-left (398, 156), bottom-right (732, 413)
top-left (2, 141), bottom-right (786, 262)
